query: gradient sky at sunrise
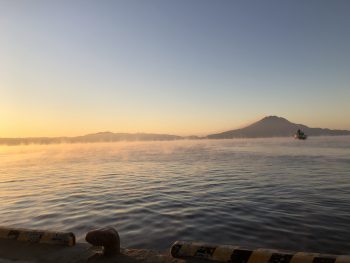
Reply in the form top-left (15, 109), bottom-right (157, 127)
top-left (1, 0), bottom-right (350, 137)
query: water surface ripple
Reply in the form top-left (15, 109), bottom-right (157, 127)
top-left (0, 137), bottom-right (350, 254)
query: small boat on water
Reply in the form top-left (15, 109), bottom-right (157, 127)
top-left (294, 129), bottom-right (307, 140)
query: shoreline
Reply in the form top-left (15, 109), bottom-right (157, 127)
top-left (0, 239), bottom-right (186, 263)
top-left (2, 238), bottom-right (350, 263)
top-left (1, 134), bottom-right (350, 147)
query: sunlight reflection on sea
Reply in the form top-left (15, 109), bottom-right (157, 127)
top-left (1, 137), bottom-right (350, 254)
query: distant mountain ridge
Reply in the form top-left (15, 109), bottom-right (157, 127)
top-left (207, 116), bottom-right (350, 139)
top-left (1, 116), bottom-right (349, 145)
top-left (0, 132), bottom-right (182, 146)
top-left (74, 132), bottom-right (182, 142)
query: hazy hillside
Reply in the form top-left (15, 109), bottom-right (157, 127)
top-left (1, 116), bottom-right (350, 145)
top-left (0, 132), bottom-right (182, 145)
top-left (72, 132), bottom-right (182, 142)
top-left (207, 116), bottom-right (350, 139)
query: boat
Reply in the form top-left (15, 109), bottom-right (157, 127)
top-left (294, 129), bottom-right (307, 140)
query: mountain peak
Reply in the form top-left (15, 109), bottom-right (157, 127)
top-left (261, 116), bottom-right (289, 122)
top-left (207, 116), bottom-right (350, 138)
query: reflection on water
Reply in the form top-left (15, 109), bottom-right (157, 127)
top-left (1, 137), bottom-right (350, 253)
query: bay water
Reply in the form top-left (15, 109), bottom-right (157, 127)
top-left (1, 137), bottom-right (349, 254)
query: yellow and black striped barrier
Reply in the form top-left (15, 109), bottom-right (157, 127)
top-left (170, 241), bottom-right (350, 263)
top-left (0, 227), bottom-right (75, 246)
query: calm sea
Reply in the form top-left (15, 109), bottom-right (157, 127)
top-left (1, 137), bottom-right (350, 254)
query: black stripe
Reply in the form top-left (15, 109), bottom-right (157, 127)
top-left (170, 244), bottom-right (182, 257)
top-left (231, 249), bottom-right (253, 263)
top-left (194, 246), bottom-right (216, 258)
top-left (7, 230), bottom-right (20, 240)
top-left (268, 253), bottom-right (293, 263)
top-left (27, 232), bottom-right (43, 243)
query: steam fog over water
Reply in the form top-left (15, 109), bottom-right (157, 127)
top-left (1, 137), bottom-right (350, 254)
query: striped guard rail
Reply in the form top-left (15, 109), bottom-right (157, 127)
top-left (170, 241), bottom-right (350, 263)
top-left (0, 227), bottom-right (75, 246)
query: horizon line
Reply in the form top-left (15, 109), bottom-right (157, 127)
top-left (1, 116), bottom-right (350, 139)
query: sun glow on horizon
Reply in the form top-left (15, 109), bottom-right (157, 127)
top-left (1, 1), bottom-right (350, 137)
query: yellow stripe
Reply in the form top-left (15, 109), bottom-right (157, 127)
top-left (17, 232), bottom-right (30, 241)
top-left (179, 242), bottom-right (198, 257)
top-left (68, 234), bottom-right (75, 246)
top-left (290, 252), bottom-right (316, 263)
top-left (336, 256), bottom-right (350, 263)
top-left (40, 233), bottom-right (54, 243)
top-left (247, 249), bottom-right (274, 263)
top-left (0, 228), bottom-right (75, 246)
top-left (212, 245), bottom-right (237, 261)
top-left (170, 241), bottom-right (350, 263)
top-left (41, 232), bottom-right (75, 246)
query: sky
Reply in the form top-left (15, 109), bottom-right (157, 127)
top-left (1, 0), bottom-right (350, 137)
